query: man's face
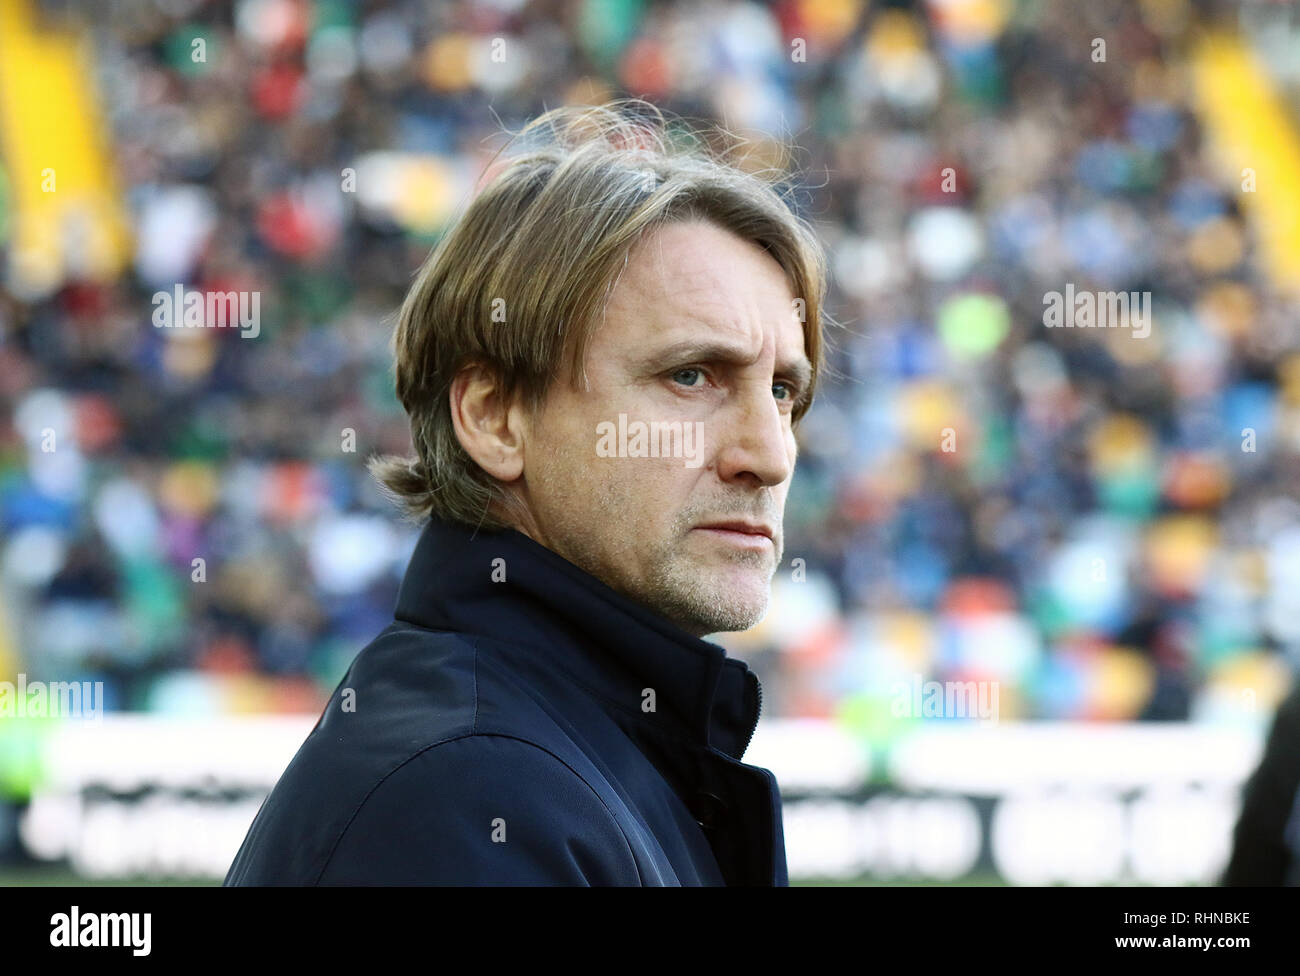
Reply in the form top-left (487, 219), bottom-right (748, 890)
top-left (512, 219), bottom-right (810, 637)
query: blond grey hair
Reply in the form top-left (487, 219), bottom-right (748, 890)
top-left (367, 99), bottom-right (828, 530)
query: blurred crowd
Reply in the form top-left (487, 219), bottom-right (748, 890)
top-left (2, 0), bottom-right (1299, 735)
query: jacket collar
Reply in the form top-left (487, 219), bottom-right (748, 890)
top-left (393, 515), bottom-right (762, 761)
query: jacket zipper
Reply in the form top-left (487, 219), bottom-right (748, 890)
top-left (741, 675), bottom-right (762, 757)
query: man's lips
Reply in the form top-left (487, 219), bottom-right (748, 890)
top-left (693, 521), bottom-right (776, 547)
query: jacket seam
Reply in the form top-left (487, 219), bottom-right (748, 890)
top-left (471, 638), bottom-right (480, 734)
top-left (313, 731), bottom-right (645, 885)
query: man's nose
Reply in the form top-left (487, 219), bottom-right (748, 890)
top-left (712, 381), bottom-right (794, 487)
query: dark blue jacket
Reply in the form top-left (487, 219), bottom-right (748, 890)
top-left (224, 515), bottom-right (788, 885)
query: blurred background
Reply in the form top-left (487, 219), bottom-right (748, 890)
top-left (1, 0), bottom-right (1299, 885)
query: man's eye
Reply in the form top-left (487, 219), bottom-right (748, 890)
top-left (671, 367), bottom-right (705, 387)
top-left (773, 381), bottom-right (801, 403)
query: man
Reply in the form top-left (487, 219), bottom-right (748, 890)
top-left (1223, 678), bottom-right (1300, 885)
top-left (224, 101), bottom-right (827, 885)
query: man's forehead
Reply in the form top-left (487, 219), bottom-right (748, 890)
top-left (599, 296), bottom-right (809, 388)
top-left (621, 224), bottom-right (788, 294)
top-left (609, 238), bottom-right (799, 346)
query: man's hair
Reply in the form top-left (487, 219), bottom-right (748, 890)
top-left (367, 99), bottom-right (828, 530)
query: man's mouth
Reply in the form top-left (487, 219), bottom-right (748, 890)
top-left (693, 521), bottom-right (775, 549)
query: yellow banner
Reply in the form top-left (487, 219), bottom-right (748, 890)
top-left (0, 0), bottom-right (131, 296)
top-left (1193, 31), bottom-right (1300, 294)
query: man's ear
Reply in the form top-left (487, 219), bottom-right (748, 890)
top-left (449, 362), bottom-right (528, 483)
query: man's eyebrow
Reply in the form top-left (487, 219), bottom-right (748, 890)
top-left (642, 339), bottom-right (813, 388)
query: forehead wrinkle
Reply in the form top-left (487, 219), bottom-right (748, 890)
top-left (603, 222), bottom-right (801, 376)
top-left (648, 284), bottom-right (798, 378)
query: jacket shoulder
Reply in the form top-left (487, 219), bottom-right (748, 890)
top-left (316, 732), bottom-right (644, 885)
top-left (224, 624), bottom-right (643, 885)
top-left (1223, 683), bottom-right (1300, 885)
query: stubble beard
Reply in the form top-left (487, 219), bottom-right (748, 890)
top-left (543, 471), bottom-right (782, 638)
top-left (641, 536), bottom-right (778, 636)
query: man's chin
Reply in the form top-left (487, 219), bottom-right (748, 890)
top-left (600, 540), bottom-right (775, 637)
top-left (659, 573), bottom-right (771, 637)
top-left (696, 605), bottom-right (768, 637)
